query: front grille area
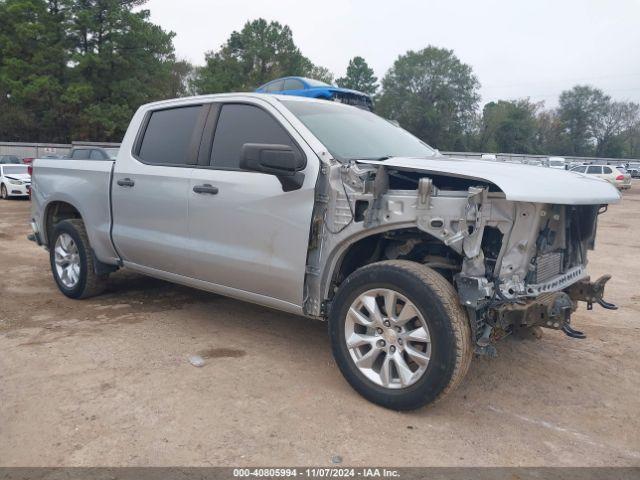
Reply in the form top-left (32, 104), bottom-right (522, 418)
top-left (332, 92), bottom-right (373, 111)
top-left (534, 251), bottom-right (564, 284)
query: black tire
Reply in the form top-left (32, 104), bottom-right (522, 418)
top-left (329, 260), bottom-right (472, 410)
top-left (49, 219), bottom-right (108, 299)
top-left (1, 184), bottom-right (7, 199)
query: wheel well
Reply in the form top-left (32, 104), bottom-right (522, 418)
top-left (329, 228), bottom-right (463, 296)
top-left (44, 201), bottom-right (82, 246)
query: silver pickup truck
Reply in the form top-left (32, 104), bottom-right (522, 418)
top-left (30, 94), bottom-right (620, 410)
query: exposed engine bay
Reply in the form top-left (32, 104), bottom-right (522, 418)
top-left (304, 155), bottom-right (617, 353)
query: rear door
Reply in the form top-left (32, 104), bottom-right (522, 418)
top-left (187, 100), bottom-right (317, 307)
top-left (111, 103), bottom-right (208, 276)
top-left (587, 165), bottom-right (603, 179)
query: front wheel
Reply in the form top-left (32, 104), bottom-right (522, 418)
top-left (49, 219), bottom-right (108, 299)
top-left (1, 184), bottom-right (7, 199)
top-left (329, 260), bottom-right (472, 410)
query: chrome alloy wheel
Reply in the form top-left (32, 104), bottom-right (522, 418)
top-left (54, 233), bottom-right (81, 288)
top-left (345, 288), bottom-right (432, 389)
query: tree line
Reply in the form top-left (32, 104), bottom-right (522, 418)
top-left (1, 1), bottom-right (638, 158)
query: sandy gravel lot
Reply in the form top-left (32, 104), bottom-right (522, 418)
top-left (1, 184), bottom-right (639, 467)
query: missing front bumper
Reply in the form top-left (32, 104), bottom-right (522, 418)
top-left (491, 274), bottom-right (616, 340)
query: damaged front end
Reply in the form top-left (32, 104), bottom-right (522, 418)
top-left (455, 200), bottom-right (617, 353)
top-left (304, 155), bottom-right (618, 355)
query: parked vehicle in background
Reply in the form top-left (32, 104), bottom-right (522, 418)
top-left (548, 156), bottom-right (567, 170)
top-left (570, 164), bottom-right (631, 190)
top-left (30, 94), bottom-right (620, 410)
top-left (0, 155), bottom-right (22, 164)
top-left (67, 147), bottom-right (120, 160)
top-left (480, 153), bottom-right (497, 161)
top-left (0, 164), bottom-right (31, 199)
top-left (627, 168), bottom-right (640, 179)
top-left (256, 76), bottom-right (374, 111)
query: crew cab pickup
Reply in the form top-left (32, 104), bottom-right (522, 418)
top-left (30, 94), bottom-right (621, 410)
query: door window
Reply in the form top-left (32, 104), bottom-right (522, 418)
top-left (586, 166), bottom-right (602, 174)
top-left (90, 149), bottom-right (105, 160)
top-left (283, 78), bottom-right (305, 91)
top-left (138, 105), bottom-right (203, 165)
top-left (264, 80), bottom-right (285, 92)
top-left (602, 166), bottom-right (612, 174)
top-left (71, 149), bottom-right (90, 160)
top-left (210, 104), bottom-right (299, 170)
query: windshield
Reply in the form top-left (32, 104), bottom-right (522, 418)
top-left (282, 100), bottom-right (436, 160)
top-left (3, 165), bottom-right (28, 175)
top-left (104, 148), bottom-right (120, 159)
top-left (303, 78), bottom-right (332, 87)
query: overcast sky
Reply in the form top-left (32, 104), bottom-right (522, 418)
top-left (146, 0), bottom-right (640, 107)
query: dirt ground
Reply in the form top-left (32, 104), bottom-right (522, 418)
top-left (1, 184), bottom-right (639, 467)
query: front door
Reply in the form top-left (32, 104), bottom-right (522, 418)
top-left (188, 101), bottom-right (317, 307)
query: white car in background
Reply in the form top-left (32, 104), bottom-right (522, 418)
top-left (0, 164), bottom-right (31, 199)
top-left (570, 164), bottom-right (631, 190)
top-left (548, 156), bottom-right (567, 170)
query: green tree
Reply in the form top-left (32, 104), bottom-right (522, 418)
top-left (534, 109), bottom-right (570, 155)
top-left (592, 101), bottom-right (639, 157)
top-left (193, 18), bottom-right (330, 93)
top-left (336, 56), bottom-right (378, 94)
top-left (479, 99), bottom-right (539, 153)
top-left (0, 0), bottom-right (69, 141)
top-left (376, 46), bottom-right (480, 150)
top-left (0, 0), bottom-right (180, 142)
top-left (307, 64), bottom-right (334, 85)
top-left (557, 85), bottom-right (609, 156)
top-left (63, 0), bottom-right (178, 141)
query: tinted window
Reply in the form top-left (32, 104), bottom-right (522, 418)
top-left (587, 166), bottom-right (601, 174)
top-left (283, 79), bottom-right (304, 90)
top-left (138, 106), bottom-right (202, 165)
top-left (603, 166), bottom-right (612, 174)
top-left (71, 149), bottom-right (90, 160)
top-left (264, 80), bottom-right (284, 93)
top-left (90, 149), bottom-right (104, 160)
top-left (571, 166), bottom-right (587, 173)
top-left (210, 104), bottom-right (297, 169)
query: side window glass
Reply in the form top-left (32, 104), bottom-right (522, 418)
top-left (283, 79), bottom-right (304, 90)
top-left (264, 80), bottom-right (284, 92)
top-left (89, 150), bottom-right (104, 160)
top-left (210, 104), bottom-right (298, 170)
top-left (603, 166), bottom-right (612, 174)
top-left (138, 105), bottom-right (203, 165)
top-left (71, 149), bottom-right (90, 160)
top-left (587, 166), bottom-right (601, 174)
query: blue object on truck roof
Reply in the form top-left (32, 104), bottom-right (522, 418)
top-left (255, 76), bottom-right (373, 111)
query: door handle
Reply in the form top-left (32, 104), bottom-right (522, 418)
top-left (117, 178), bottom-right (135, 187)
top-left (193, 184), bottom-right (219, 195)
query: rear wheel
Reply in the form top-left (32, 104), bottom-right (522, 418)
top-left (1, 184), bottom-right (7, 199)
top-left (49, 219), bottom-right (108, 299)
top-left (329, 260), bottom-right (472, 410)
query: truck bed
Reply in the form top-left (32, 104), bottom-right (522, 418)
top-left (31, 159), bottom-right (119, 264)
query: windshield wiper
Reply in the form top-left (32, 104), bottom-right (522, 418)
top-left (349, 156), bottom-right (393, 162)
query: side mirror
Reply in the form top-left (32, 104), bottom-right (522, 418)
top-left (240, 143), bottom-right (305, 191)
